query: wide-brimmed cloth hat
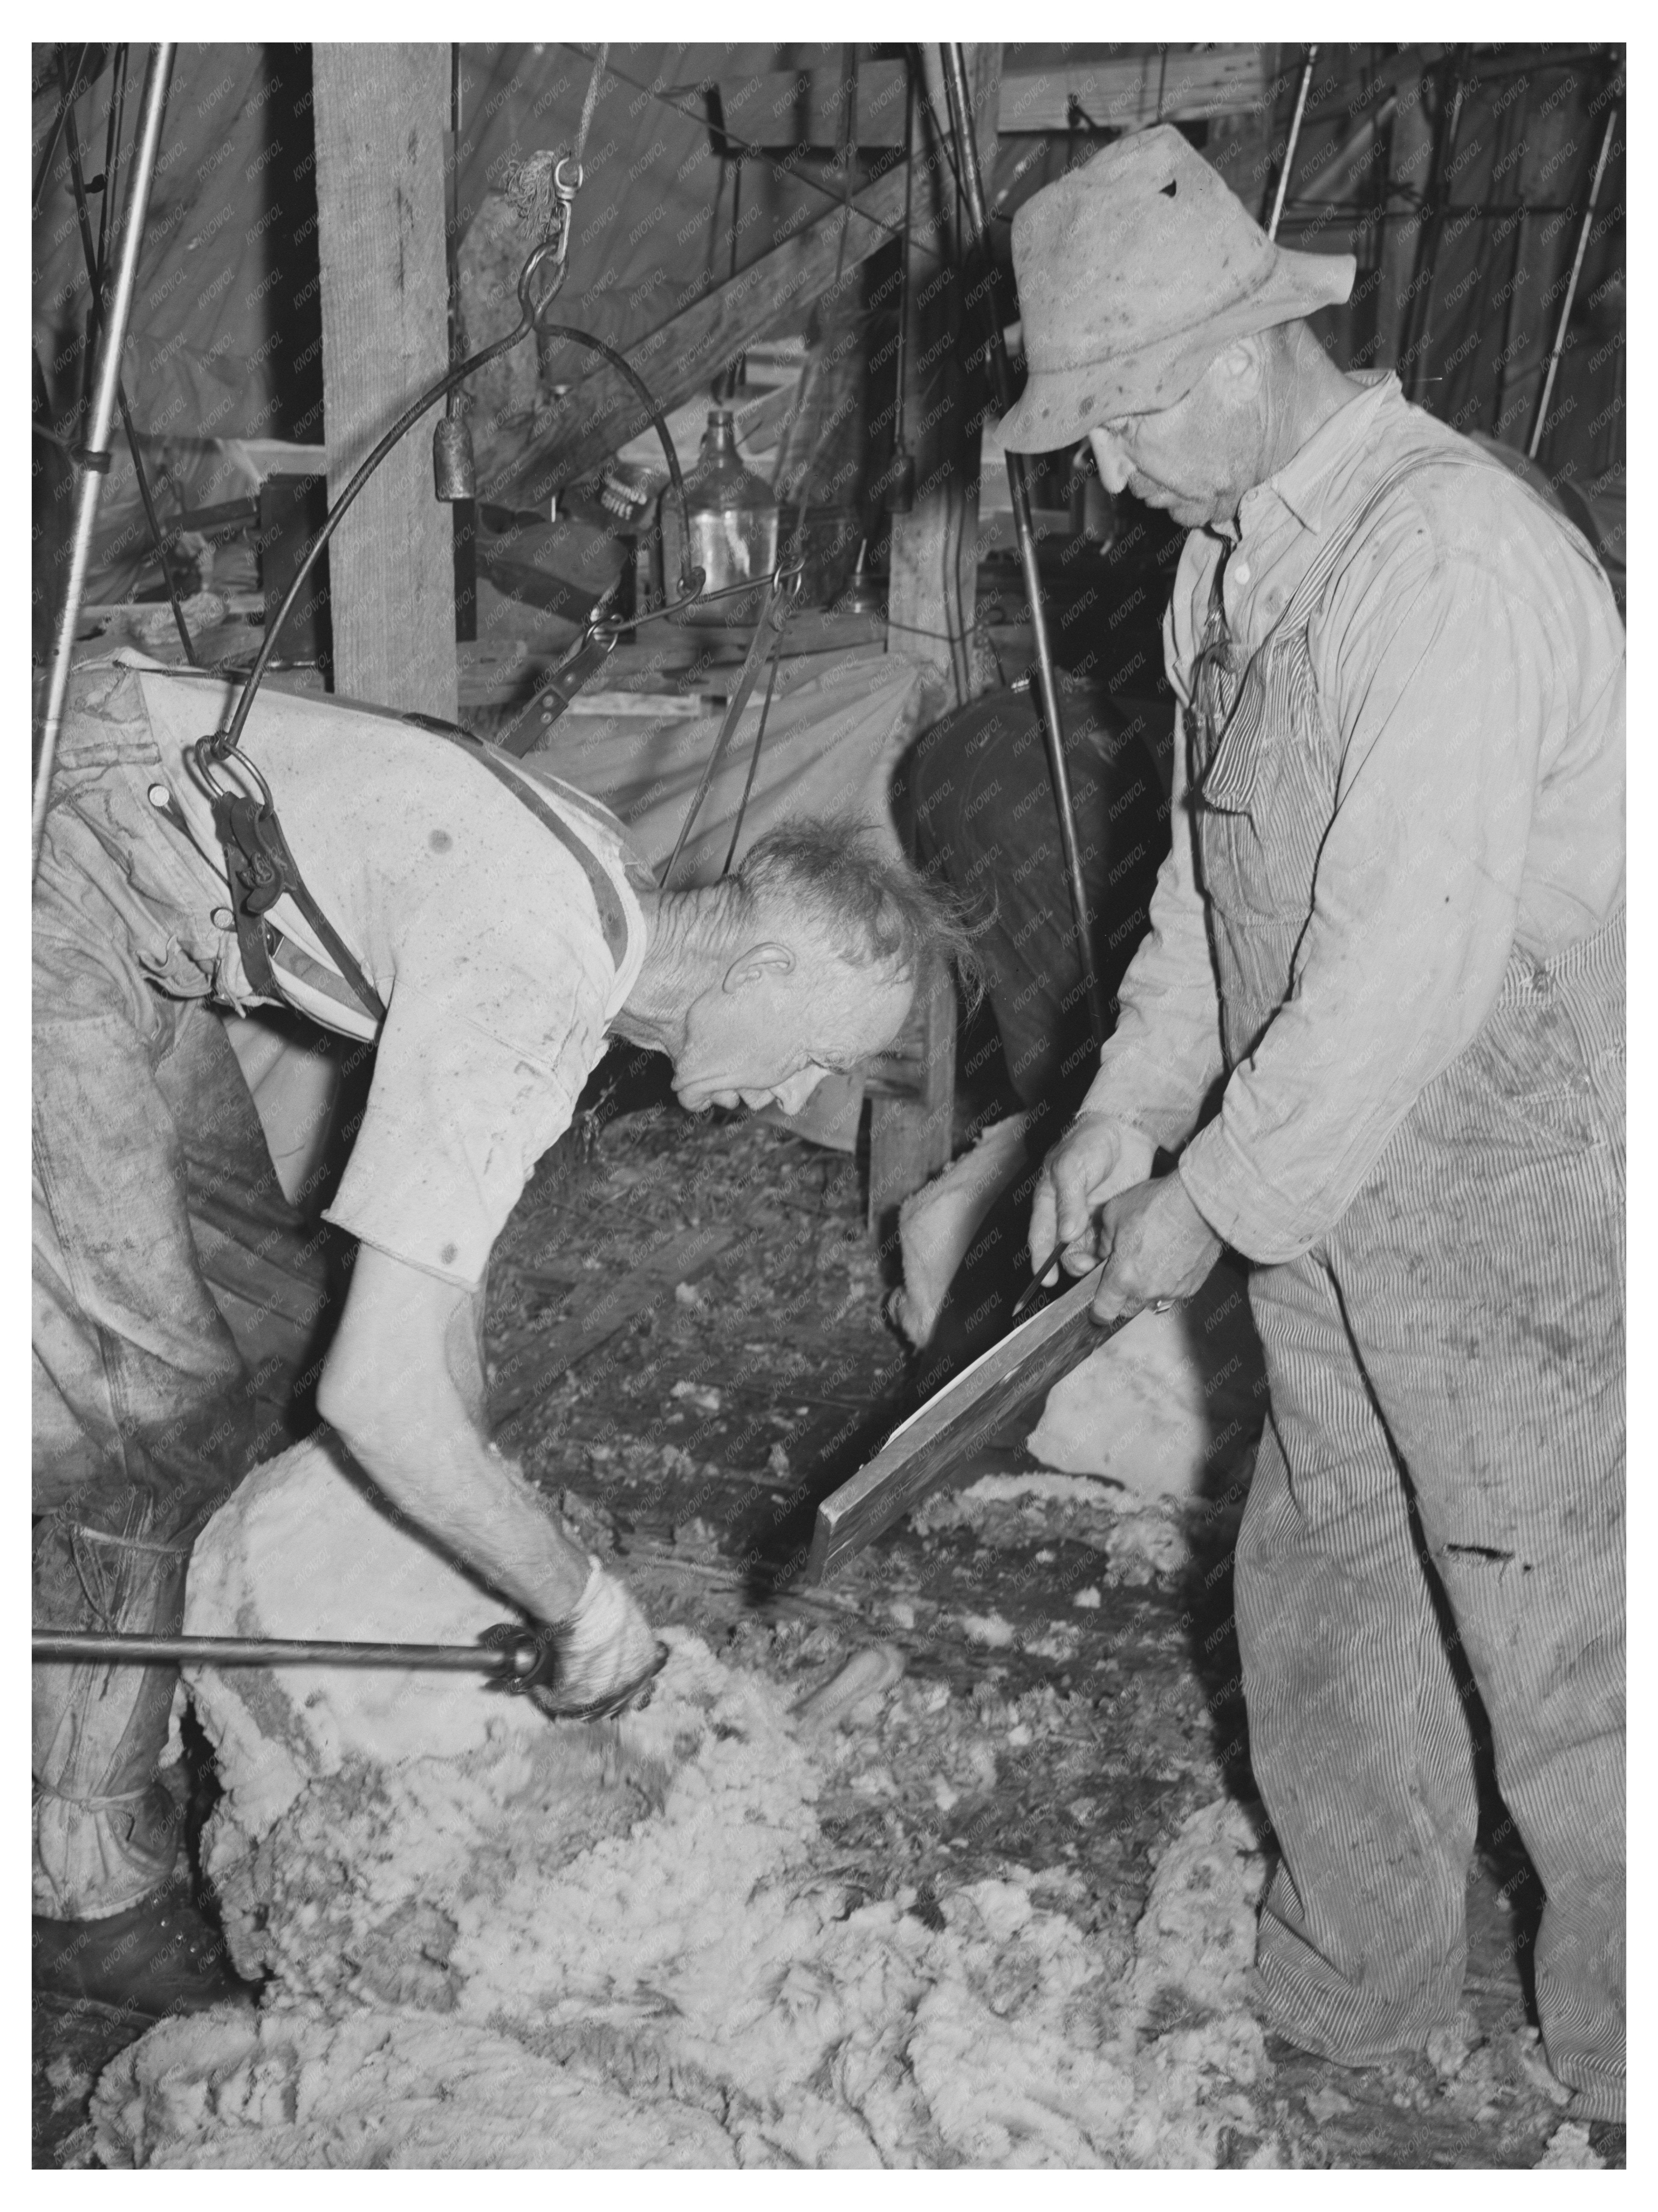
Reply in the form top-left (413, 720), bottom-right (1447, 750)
top-left (997, 124), bottom-right (1356, 451)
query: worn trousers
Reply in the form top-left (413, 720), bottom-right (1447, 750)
top-left (33, 698), bottom-right (337, 1920)
top-left (1234, 916), bottom-right (1625, 2119)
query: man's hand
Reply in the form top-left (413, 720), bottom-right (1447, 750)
top-left (1090, 1172), bottom-right (1222, 1322)
top-left (528, 1558), bottom-right (663, 1719)
top-left (1028, 1112), bottom-right (1157, 1281)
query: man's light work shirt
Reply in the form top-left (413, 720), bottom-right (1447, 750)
top-left (112, 659), bottom-right (649, 1288)
top-left (1085, 372), bottom-right (1625, 1262)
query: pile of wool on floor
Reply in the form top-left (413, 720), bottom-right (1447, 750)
top-left (93, 1438), bottom-right (1274, 2169)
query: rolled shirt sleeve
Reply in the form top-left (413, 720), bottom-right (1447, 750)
top-left (1177, 537), bottom-right (1548, 1262)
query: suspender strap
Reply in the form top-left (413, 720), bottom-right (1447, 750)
top-left (425, 727), bottom-right (634, 968)
top-left (1279, 451), bottom-right (1488, 632)
top-left (1202, 447), bottom-right (1494, 650)
top-left (178, 696), bottom-right (635, 1032)
top-left (1193, 451), bottom-right (1494, 813)
top-left (211, 784), bottom-right (389, 1026)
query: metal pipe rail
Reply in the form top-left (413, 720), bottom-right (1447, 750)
top-left (1529, 106), bottom-right (1618, 462)
top-left (1267, 46), bottom-right (1319, 242)
top-left (32, 42), bottom-right (175, 875)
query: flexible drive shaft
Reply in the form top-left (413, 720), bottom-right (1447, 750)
top-left (33, 1628), bottom-right (537, 1676)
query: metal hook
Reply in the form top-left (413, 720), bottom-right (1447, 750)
top-left (191, 731), bottom-right (273, 811)
top-left (517, 235), bottom-right (571, 330)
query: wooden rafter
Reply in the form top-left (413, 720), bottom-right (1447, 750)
top-left (481, 163), bottom-right (911, 503)
top-left (998, 46), bottom-right (1268, 133)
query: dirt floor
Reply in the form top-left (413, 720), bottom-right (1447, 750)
top-left (33, 1077), bottom-right (1622, 2169)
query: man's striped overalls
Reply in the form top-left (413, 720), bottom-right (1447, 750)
top-left (1191, 455), bottom-right (1624, 2116)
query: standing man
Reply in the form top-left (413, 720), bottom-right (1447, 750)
top-left (34, 650), bottom-right (955, 2015)
top-left (1008, 130), bottom-right (1624, 2119)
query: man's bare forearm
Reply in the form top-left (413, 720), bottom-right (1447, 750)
top-left (318, 1242), bottom-right (592, 1623)
top-left (338, 1409), bottom-right (591, 1622)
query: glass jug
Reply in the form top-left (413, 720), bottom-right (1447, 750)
top-left (680, 409), bottom-right (778, 622)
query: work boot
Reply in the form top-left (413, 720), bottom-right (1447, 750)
top-left (33, 1879), bottom-right (257, 2022)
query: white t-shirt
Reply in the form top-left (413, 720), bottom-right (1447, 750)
top-left (127, 656), bottom-right (650, 1289)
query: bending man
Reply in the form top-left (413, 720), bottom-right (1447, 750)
top-left (34, 652), bottom-right (957, 2013)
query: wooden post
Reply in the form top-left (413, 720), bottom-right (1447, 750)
top-left (313, 45), bottom-right (457, 718)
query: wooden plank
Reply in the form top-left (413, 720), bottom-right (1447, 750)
top-left (488, 1223), bottom-right (738, 1426)
top-left (998, 47), bottom-right (1268, 133)
top-left (483, 165), bottom-right (912, 506)
top-left (313, 46), bottom-right (457, 718)
top-left (806, 1263), bottom-right (1126, 1586)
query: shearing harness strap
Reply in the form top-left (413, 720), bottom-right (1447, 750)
top-left (149, 674), bottom-right (639, 1030)
top-left (210, 773), bottom-right (390, 1024)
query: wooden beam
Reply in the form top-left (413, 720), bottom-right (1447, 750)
top-left (998, 46), bottom-right (1269, 133)
top-left (806, 1263), bottom-right (1125, 1585)
top-left (482, 164), bottom-right (912, 505)
top-left (313, 45), bottom-right (457, 718)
